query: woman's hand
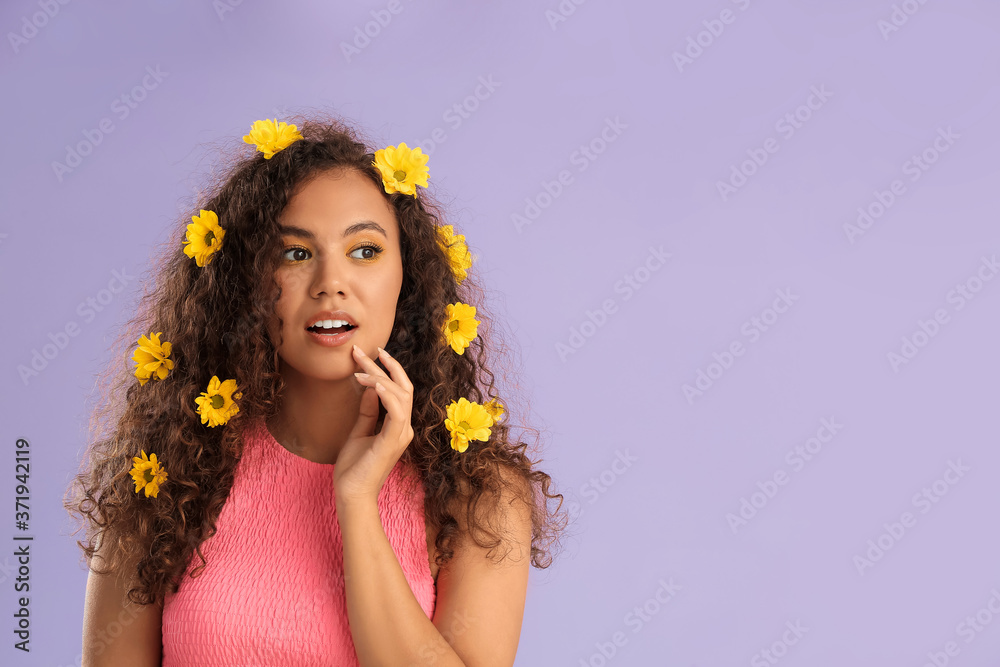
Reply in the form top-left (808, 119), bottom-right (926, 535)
top-left (333, 344), bottom-right (415, 506)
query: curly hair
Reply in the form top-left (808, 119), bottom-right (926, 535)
top-left (63, 111), bottom-right (568, 606)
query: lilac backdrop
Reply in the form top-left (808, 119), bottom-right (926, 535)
top-left (2, 0), bottom-right (1000, 665)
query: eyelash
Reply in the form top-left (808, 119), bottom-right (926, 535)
top-left (282, 241), bottom-right (385, 264)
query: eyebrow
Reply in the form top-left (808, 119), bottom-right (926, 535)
top-left (278, 220), bottom-right (387, 240)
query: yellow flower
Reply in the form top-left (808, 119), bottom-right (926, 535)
top-left (132, 332), bottom-right (174, 386)
top-left (183, 209), bottom-right (226, 267)
top-left (372, 142), bottom-right (429, 197)
top-left (130, 450), bottom-right (168, 498)
top-left (442, 302), bottom-right (480, 355)
top-left (444, 397), bottom-right (493, 453)
top-left (436, 225), bottom-right (473, 284)
top-left (242, 118), bottom-right (303, 159)
top-left (483, 398), bottom-right (505, 423)
top-left (195, 375), bottom-right (243, 428)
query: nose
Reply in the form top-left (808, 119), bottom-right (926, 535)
top-left (309, 256), bottom-right (348, 298)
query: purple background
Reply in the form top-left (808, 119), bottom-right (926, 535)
top-left (2, 0), bottom-right (1000, 665)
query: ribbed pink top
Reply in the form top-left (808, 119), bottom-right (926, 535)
top-left (161, 416), bottom-right (436, 666)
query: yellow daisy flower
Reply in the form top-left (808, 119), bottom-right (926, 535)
top-left (444, 397), bottom-right (493, 453)
top-left (130, 450), bottom-right (168, 498)
top-left (436, 225), bottom-right (473, 284)
top-left (183, 209), bottom-right (226, 267)
top-left (242, 118), bottom-right (303, 159)
top-left (132, 332), bottom-right (174, 386)
top-left (442, 302), bottom-right (480, 355)
top-left (194, 375), bottom-right (243, 428)
top-left (372, 142), bottom-right (429, 197)
top-left (483, 398), bottom-right (505, 422)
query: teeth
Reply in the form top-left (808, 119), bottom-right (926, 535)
top-left (311, 319), bottom-right (352, 329)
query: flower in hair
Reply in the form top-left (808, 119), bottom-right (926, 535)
top-left (130, 450), bottom-right (168, 498)
top-left (436, 225), bottom-right (473, 284)
top-left (372, 142), bottom-right (429, 197)
top-left (242, 118), bottom-right (303, 159)
top-left (483, 398), bottom-right (505, 423)
top-left (442, 302), bottom-right (480, 355)
top-left (195, 375), bottom-right (243, 427)
top-left (444, 398), bottom-right (493, 453)
top-left (133, 332), bottom-right (174, 385)
top-left (183, 209), bottom-right (226, 267)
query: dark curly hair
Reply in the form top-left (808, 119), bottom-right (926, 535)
top-left (63, 111), bottom-right (568, 606)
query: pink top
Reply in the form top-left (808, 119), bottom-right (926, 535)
top-left (161, 416), bottom-right (436, 666)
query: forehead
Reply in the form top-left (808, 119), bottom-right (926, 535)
top-left (280, 169), bottom-right (398, 239)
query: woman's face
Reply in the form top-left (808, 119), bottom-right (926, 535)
top-left (267, 168), bottom-right (403, 381)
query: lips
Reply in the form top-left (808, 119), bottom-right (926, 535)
top-left (305, 325), bottom-right (357, 347)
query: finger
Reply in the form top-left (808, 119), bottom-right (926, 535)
top-left (353, 345), bottom-right (391, 380)
top-left (353, 348), bottom-right (411, 406)
top-left (347, 386), bottom-right (380, 440)
top-left (376, 347), bottom-right (414, 393)
top-left (373, 382), bottom-right (407, 449)
top-left (354, 371), bottom-right (405, 403)
top-left (376, 382), bottom-right (412, 424)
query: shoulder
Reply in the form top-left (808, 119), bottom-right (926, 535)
top-left (431, 465), bottom-right (533, 664)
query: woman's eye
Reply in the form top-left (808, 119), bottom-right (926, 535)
top-left (282, 247), bottom-right (310, 262)
top-left (349, 244), bottom-right (383, 261)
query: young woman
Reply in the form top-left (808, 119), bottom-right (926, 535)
top-left (66, 115), bottom-right (566, 666)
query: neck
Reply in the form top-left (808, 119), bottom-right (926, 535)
top-left (266, 363), bottom-right (369, 465)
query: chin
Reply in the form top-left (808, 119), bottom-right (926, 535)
top-left (279, 354), bottom-right (356, 380)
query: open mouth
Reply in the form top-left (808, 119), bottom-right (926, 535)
top-left (307, 323), bottom-right (357, 335)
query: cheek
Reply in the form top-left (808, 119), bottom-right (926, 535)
top-left (374, 267), bottom-right (403, 316)
top-left (272, 270), bottom-right (308, 311)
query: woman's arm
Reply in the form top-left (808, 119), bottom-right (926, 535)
top-left (339, 496), bottom-right (466, 666)
top-left (81, 539), bottom-right (163, 667)
top-left (338, 469), bottom-right (532, 667)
